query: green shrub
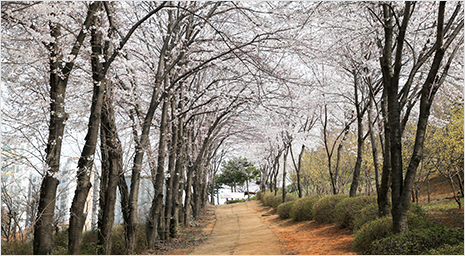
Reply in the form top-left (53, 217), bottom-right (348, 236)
top-left (271, 194), bottom-right (283, 209)
top-left (1, 239), bottom-right (33, 255)
top-left (257, 190), bottom-right (264, 201)
top-left (334, 196), bottom-right (377, 230)
top-left (353, 202), bottom-right (378, 231)
top-left (290, 195), bottom-right (320, 222)
top-left (313, 194), bottom-right (349, 224)
top-left (271, 193), bottom-right (296, 209)
top-left (52, 230), bottom-right (68, 254)
top-left (225, 198), bottom-right (246, 204)
top-left (427, 242), bottom-right (464, 255)
top-left (110, 224), bottom-right (147, 255)
top-left (80, 229), bottom-right (98, 255)
top-left (248, 195), bottom-right (257, 201)
top-left (352, 202), bottom-right (429, 231)
top-left (263, 193), bottom-right (275, 206)
top-left (277, 201), bottom-right (295, 219)
top-left (352, 216), bottom-right (393, 253)
top-left (368, 224), bottom-right (464, 255)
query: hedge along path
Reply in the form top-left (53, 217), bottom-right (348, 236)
top-left (190, 202), bottom-right (283, 255)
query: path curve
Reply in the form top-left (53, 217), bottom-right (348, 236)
top-left (190, 202), bottom-right (282, 255)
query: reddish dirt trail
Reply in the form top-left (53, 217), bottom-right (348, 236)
top-left (247, 200), bottom-right (356, 255)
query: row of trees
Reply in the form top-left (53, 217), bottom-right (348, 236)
top-left (1, 2), bottom-right (463, 255)
top-left (254, 1), bottom-right (463, 234)
top-left (2, 1), bottom-right (302, 254)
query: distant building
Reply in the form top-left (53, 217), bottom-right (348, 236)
top-left (1, 135), bottom-right (41, 234)
top-left (114, 176), bottom-right (155, 225)
top-left (55, 157), bottom-right (96, 231)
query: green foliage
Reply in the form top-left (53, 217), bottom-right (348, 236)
top-left (216, 157), bottom-right (260, 191)
top-left (368, 224), bottom-right (464, 255)
top-left (225, 198), bottom-right (246, 204)
top-left (334, 196), bottom-right (377, 230)
top-left (256, 190), bottom-right (264, 200)
top-left (271, 194), bottom-right (283, 209)
top-left (271, 193), bottom-right (296, 209)
top-left (290, 195), bottom-right (320, 222)
top-left (52, 230), bottom-right (68, 254)
top-left (352, 216), bottom-right (393, 254)
top-left (1, 239), bottom-right (33, 255)
top-left (352, 202), bottom-right (378, 231)
top-left (80, 229), bottom-right (98, 255)
top-left (427, 242), bottom-right (464, 255)
top-left (277, 201), bottom-right (295, 219)
top-left (352, 205), bottom-right (442, 254)
top-left (313, 194), bottom-right (349, 223)
top-left (110, 224), bottom-right (147, 255)
top-left (263, 192), bottom-right (275, 206)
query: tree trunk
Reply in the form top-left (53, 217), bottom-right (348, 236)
top-left (33, 175), bottom-right (59, 255)
top-left (296, 145), bottom-right (304, 198)
top-left (171, 108), bottom-right (185, 236)
top-left (97, 87), bottom-right (122, 254)
top-left (282, 146), bottom-right (289, 203)
top-left (34, 4), bottom-right (98, 253)
top-left (367, 94), bottom-right (380, 195)
top-left (147, 97), bottom-right (169, 248)
top-left (350, 72), bottom-right (364, 197)
top-left (378, 86), bottom-right (391, 217)
top-left (184, 166), bottom-right (194, 226)
top-left (165, 99), bottom-right (178, 239)
top-left (192, 167), bottom-right (202, 220)
top-left (68, 9), bottom-right (108, 252)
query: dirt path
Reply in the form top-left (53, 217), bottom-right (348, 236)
top-left (190, 202), bottom-right (283, 255)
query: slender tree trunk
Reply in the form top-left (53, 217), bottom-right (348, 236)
top-left (184, 166), bottom-right (194, 226)
top-left (171, 107), bottom-right (185, 235)
top-left (350, 72), bottom-right (364, 197)
top-left (97, 87), bottom-right (123, 254)
top-left (282, 146), bottom-right (289, 203)
top-left (378, 87), bottom-right (391, 216)
top-left (34, 4), bottom-right (98, 253)
top-left (68, 7), bottom-right (110, 251)
top-left (296, 145), bottom-right (304, 198)
top-left (33, 175), bottom-right (59, 255)
top-left (165, 99), bottom-right (178, 238)
top-left (367, 94), bottom-right (380, 195)
top-left (147, 96), bottom-right (169, 248)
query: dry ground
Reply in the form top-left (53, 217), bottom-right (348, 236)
top-left (147, 174), bottom-right (463, 255)
top-left (247, 200), bottom-right (355, 255)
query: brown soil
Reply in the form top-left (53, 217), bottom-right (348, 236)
top-left (248, 200), bottom-right (356, 255)
top-left (146, 204), bottom-right (216, 255)
top-left (148, 174), bottom-right (463, 255)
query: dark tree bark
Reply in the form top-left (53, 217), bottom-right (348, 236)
top-left (33, 175), bottom-right (59, 255)
top-left (379, 1), bottom-right (461, 233)
top-left (33, 3), bottom-right (98, 254)
top-left (350, 71), bottom-right (364, 197)
top-left (282, 141), bottom-right (290, 203)
top-left (68, 5), bottom-right (107, 251)
top-left (164, 99), bottom-right (178, 239)
top-left (367, 88), bottom-right (380, 195)
top-left (378, 85), bottom-right (391, 217)
top-left (147, 95), bottom-right (169, 248)
top-left (171, 97), bottom-right (185, 236)
top-left (97, 86), bottom-right (123, 254)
